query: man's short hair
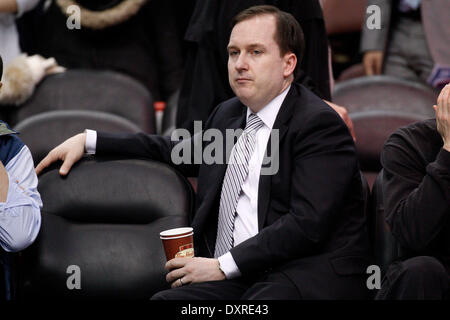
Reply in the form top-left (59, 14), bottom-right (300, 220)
top-left (231, 5), bottom-right (305, 79)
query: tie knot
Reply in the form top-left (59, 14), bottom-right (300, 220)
top-left (244, 113), bottom-right (263, 133)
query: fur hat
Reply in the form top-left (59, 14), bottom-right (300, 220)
top-left (56, 0), bottom-right (148, 29)
top-left (0, 55), bottom-right (35, 106)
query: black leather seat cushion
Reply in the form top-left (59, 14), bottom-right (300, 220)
top-left (19, 157), bottom-right (194, 300)
top-left (14, 69), bottom-right (155, 133)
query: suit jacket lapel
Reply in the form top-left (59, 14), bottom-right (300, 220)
top-left (258, 85), bottom-right (297, 230)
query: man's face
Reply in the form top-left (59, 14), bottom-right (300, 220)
top-left (228, 14), bottom-right (294, 112)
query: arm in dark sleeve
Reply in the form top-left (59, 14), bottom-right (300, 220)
top-left (96, 102), bottom-right (224, 177)
top-left (381, 134), bottom-right (450, 252)
top-left (230, 109), bottom-right (358, 274)
top-left (96, 131), bottom-right (199, 177)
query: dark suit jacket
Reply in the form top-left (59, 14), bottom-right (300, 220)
top-left (97, 83), bottom-right (371, 298)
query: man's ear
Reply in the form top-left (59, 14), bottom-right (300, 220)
top-left (283, 53), bottom-right (297, 78)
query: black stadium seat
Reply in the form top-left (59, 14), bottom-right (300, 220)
top-left (13, 69), bottom-right (156, 133)
top-left (350, 110), bottom-right (427, 187)
top-left (14, 110), bottom-right (143, 165)
top-left (16, 157), bottom-right (194, 300)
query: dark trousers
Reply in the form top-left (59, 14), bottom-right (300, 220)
top-left (376, 256), bottom-right (450, 300)
top-left (151, 270), bottom-right (301, 300)
top-left (151, 262), bottom-right (370, 300)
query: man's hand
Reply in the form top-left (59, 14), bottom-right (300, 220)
top-left (325, 100), bottom-right (356, 141)
top-left (165, 257), bottom-right (226, 288)
top-left (363, 50), bottom-right (383, 76)
top-left (433, 83), bottom-right (450, 152)
top-left (35, 133), bottom-right (86, 176)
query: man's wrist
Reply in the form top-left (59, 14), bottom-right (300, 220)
top-left (217, 252), bottom-right (241, 279)
top-left (215, 259), bottom-right (226, 280)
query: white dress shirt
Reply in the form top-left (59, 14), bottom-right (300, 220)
top-left (217, 87), bottom-right (290, 278)
top-left (84, 86), bottom-right (290, 279)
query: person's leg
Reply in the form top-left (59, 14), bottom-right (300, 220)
top-left (376, 256), bottom-right (450, 300)
top-left (241, 271), bottom-right (301, 300)
top-left (151, 279), bottom-right (249, 300)
top-left (383, 19), bottom-right (419, 81)
top-left (405, 19), bottom-right (434, 83)
top-left (241, 254), bottom-right (370, 300)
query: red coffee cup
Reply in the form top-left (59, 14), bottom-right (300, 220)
top-left (160, 227), bottom-right (195, 261)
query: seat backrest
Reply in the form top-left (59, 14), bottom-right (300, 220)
top-left (333, 75), bottom-right (438, 117)
top-left (351, 110), bottom-right (427, 172)
top-left (18, 157), bottom-right (194, 300)
top-left (14, 69), bottom-right (155, 133)
top-left (14, 110), bottom-right (142, 165)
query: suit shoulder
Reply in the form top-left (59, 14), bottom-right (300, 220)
top-left (210, 96), bottom-right (245, 119)
top-left (291, 84), bottom-right (341, 122)
top-left (219, 96), bottom-right (244, 112)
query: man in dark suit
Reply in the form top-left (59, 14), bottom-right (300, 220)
top-left (36, 5), bottom-right (371, 299)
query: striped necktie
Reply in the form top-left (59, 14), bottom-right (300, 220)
top-left (214, 113), bottom-right (264, 258)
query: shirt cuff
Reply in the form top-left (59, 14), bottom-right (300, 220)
top-left (84, 129), bottom-right (97, 155)
top-left (217, 252), bottom-right (241, 279)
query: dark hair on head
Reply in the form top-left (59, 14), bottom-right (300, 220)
top-left (231, 5), bottom-right (304, 79)
top-left (0, 55), bottom-right (3, 81)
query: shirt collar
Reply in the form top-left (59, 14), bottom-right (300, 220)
top-left (246, 85), bottom-right (291, 130)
